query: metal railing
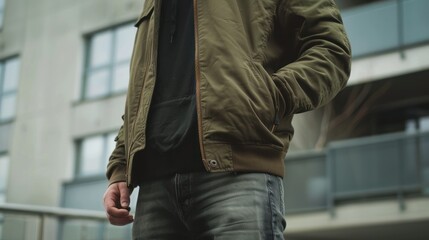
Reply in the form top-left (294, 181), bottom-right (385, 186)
top-left (0, 203), bottom-right (130, 240)
top-left (284, 130), bottom-right (429, 214)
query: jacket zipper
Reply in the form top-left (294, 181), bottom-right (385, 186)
top-left (271, 85), bottom-right (281, 132)
top-left (193, 0), bottom-right (209, 170)
top-left (271, 109), bottom-right (280, 132)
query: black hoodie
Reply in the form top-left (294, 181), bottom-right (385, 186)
top-left (136, 0), bottom-right (205, 181)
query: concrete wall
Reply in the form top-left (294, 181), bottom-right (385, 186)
top-left (0, 0), bottom-right (142, 207)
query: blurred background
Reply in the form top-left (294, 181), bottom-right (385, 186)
top-left (0, 0), bottom-right (428, 239)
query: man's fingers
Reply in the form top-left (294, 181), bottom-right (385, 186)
top-left (107, 214), bottom-right (134, 226)
top-left (118, 182), bottom-right (130, 208)
top-left (103, 182), bottom-right (131, 220)
top-left (106, 205), bottom-right (130, 218)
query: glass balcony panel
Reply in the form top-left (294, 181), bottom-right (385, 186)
top-left (342, 1), bottom-right (399, 57)
top-left (284, 152), bottom-right (328, 212)
top-left (402, 136), bottom-right (419, 186)
top-left (0, 206), bottom-right (126, 240)
top-left (403, 0), bottom-right (429, 45)
top-left (59, 220), bottom-right (132, 240)
top-left (330, 133), bottom-right (420, 198)
top-left (103, 223), bottom-right (132, 240)
top-left (0, 214), bottom-right (39, 240)
top-left (60, 219), bottom-right (102, 240)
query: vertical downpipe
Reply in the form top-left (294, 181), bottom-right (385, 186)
top-left (398, 137), bottom-right (406, 211)
top-left (415, 120), bottom-right (423, 195)
top-left (38, 214), bottom-right (45, 240)
top-left (327, 149), bottom-right (336, 217)
top-left (397, 0), bottom-right (405, 59)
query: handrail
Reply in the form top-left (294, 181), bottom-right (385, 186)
top-left (0, 203), bottom-right (106, 221)
top-left (0, 203), bottom-right (108, 240)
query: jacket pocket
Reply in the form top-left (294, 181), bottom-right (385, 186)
top-left (249, 61), bottom-right (283, 132)
top-left (134, 0), bottom-right (154, 27)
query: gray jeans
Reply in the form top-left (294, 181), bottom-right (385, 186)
top-left (132, 172), bottom-right (286, 240)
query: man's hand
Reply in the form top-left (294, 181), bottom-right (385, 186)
top-left (103, 182), bottom-right (134, 225)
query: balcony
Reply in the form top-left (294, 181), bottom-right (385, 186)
top-left (342, 0), bottom-right (429, 58)
top-left (285, 130), bottom-right (429, 214)
top-left (0, 203), bottom-right (130, 240)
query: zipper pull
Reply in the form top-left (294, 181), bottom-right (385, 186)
top-left (271, 112), bottom-right (280, 132)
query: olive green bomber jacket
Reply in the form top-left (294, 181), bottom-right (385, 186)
top-left (107, 0), bottom-right (351, 187)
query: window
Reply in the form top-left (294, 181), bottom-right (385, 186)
top-left (76, 133), bottom-right (117, 177)
top-left (0, 154), bottom-right (8, 203)
top-left (0, 57), bottom-right (20, 122)
top-left (83, 24), bottom-right (136, 100)
top-left (0, 0), bottom-right (4, 29)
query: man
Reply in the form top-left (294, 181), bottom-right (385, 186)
top-left (104, 0), bottom-right (351, 239)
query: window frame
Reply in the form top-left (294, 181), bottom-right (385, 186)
top-left (81, 22), bottom-right (135, 101)
top-left (0, 153), bottom-right (9, 203)
top-left (0, 0), bottom-right (5, 29)
top-left (0, 56), bottom-right (20, 124)
top-left (75, 132), bottom-right (117, 178)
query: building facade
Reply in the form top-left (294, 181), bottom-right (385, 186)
top-left (0, 0), bottom-right (428, 239)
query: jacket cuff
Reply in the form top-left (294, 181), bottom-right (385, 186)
top-left (107, 164), bottom-right (127, 185)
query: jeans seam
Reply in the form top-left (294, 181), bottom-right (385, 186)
top-left (266, 174), bottom-right (275, 240)
top-left (278, 176), bottom-right (286, 233)
top-left (268, 174), bottom-right (286, 240)
top-left (279, 177), bottom-right (285, 216)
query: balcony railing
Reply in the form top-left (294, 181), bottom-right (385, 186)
top-left (61, 130), bottom-right (429, 217)
top-left (0, 203), bottom-right (131, 240)
top-left (342, 0), bottom-right (429, 58)
top-left (284, 130), bottom-right (429, 214)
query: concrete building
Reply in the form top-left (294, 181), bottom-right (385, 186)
top-left (0, 0), bottom-right (428, 239)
